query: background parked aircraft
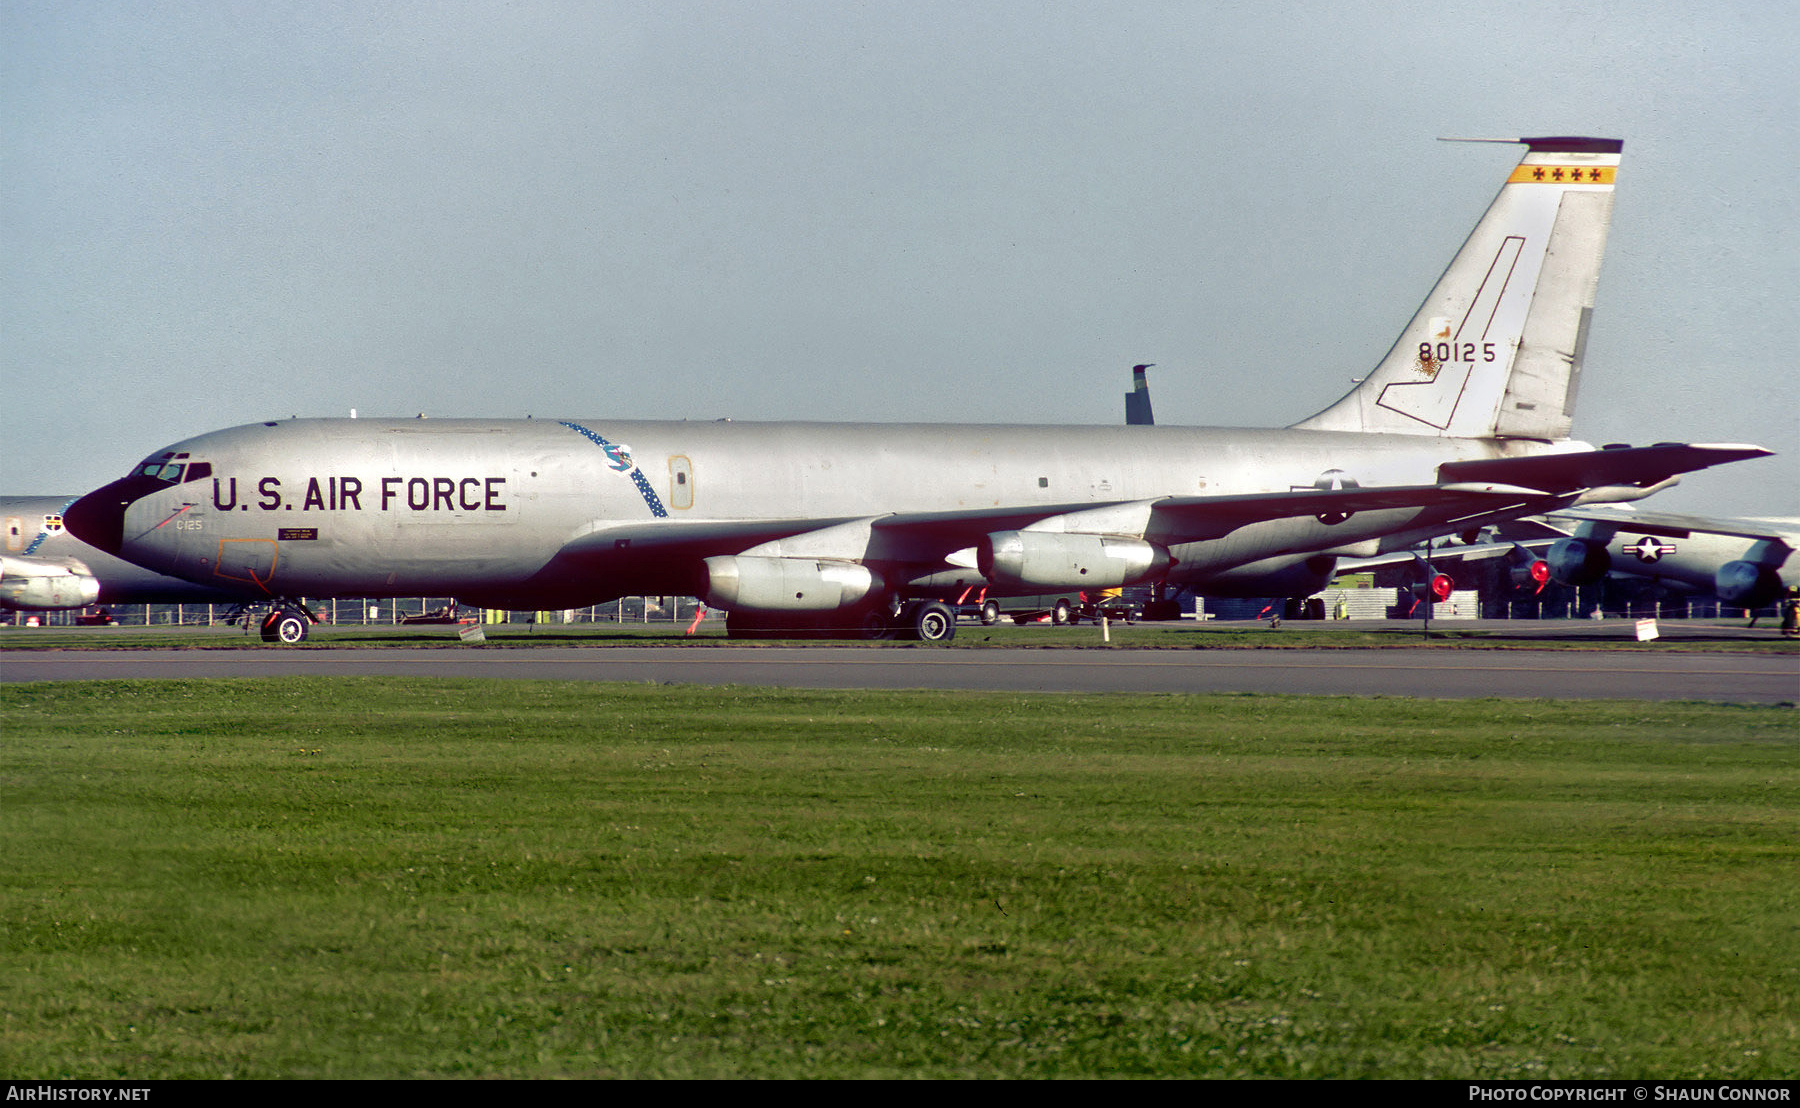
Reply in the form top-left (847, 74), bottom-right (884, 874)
top-left (1336, 506), bottom-right (1797, 622)
top-left (1125, 365), bottom-right (1156, 427)
top-left (1541, 508), bottom-right (1798, 611)
top-left (2, 496), bottom-right (255, 613)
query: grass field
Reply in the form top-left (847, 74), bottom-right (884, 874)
top-left (2, 679), bottom-right (1796, 1078)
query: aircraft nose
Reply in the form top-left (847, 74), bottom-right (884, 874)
top-left (64, 478), bottom-right (138, 555)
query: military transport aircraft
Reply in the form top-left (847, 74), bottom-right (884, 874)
top-left (1542, 508), bottom-right (1798, 610)
top-left (3, 495), bottom-right (257, 612)
top-left (64, 136), bottom-right (1771, 643)
top-left (1338, 506), bottom-right (1798, 618)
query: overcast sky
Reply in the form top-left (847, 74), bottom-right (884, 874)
top-left (4, 0), bottom-right (1795, 517)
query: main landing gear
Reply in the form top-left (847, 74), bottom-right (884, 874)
top-left (723, 599), bottom-right (957, 643)
top-left (906, 600), bottom-right (956, 643)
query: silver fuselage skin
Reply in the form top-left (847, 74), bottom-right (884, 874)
top-left (84, 417), bottom-right (1569, 608)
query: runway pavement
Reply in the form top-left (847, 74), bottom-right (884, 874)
top-left (4, 644), bottom-right (1796, 702)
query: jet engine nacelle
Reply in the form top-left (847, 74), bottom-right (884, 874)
top-left (980, 531), bottom-right (1171, 590)
top-left (1546, 537), bottom-right (1611, 586)
top-left (1714, 560), bottom-right (1784, 609)
top-left (0, 557), bottom-right (102, 611)
top-left (1507, 544), bottom-right (1552, 592)
top-left (1406, 557), bottom-right (1455, 604)
top-left (701, 555), bottom-right (881, 613)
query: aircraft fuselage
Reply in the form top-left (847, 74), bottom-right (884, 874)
top-left (71, 417), bottom-right (1575, 608)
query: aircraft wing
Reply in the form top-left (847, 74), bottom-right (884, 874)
top-left (887, 487), bottom-right (1551, 557)
top-left (1146, 483), bottom-right (1546, 542)
top-left (503, 483), bottom-right (1547, 610)
top-left (554, 502), bottom-right (1124, 562)
top-left (451, 437), bottom-right (1777, 613)
top-left (1335, 540), bottom-right (1547, 575)
top-left (540, 442), bottom-right (1767, 578)
top-left (549, 488), bottom-right (1541, 567)
top-left (556, 515), bottom-right (872, 558)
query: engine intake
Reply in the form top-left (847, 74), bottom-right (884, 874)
top-left (1715, 560), bottom-right (1783, 609)
top-left (1546, 537), bottom-right (1611, 586)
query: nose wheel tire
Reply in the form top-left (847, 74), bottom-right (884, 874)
top-left (261, 609), bottom-right (310, 644)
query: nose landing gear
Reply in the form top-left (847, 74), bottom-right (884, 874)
top-left (250, 602), bottom-right (319, 644)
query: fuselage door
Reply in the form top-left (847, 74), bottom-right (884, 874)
top-left (668, 455), bottom-right (694, 511)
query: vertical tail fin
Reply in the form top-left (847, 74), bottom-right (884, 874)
top-left (1292, 136), bottom-right (1620, 440)
top-left (1125, 363), bottom-right (1156, 425)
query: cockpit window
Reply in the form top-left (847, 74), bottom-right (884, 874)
top-left (138, 461), bottom-right (185, 483)
top-left (133, 452), bottom-right (207, 485)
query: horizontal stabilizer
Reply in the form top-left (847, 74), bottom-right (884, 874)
top-left (1437, 443), bottom-right (1771, 493)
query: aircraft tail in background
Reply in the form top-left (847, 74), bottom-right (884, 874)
top-left (1292, 136), bottom-right (1621, 441)
top-left (1125, 363), bottom-right (1155, 425)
